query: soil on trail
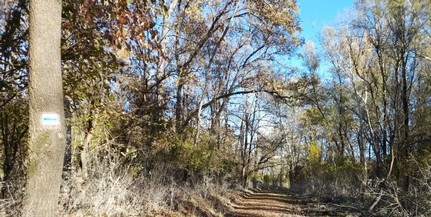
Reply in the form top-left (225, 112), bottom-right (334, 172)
top-left (224, 189), bottom-right (361, 217)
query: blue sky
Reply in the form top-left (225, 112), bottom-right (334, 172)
top-left (298, 0), bottom-right (355, 43)
top-left (285, 0), bottom-right (355, 77)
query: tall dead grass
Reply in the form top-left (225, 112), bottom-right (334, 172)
top-left (59, 155), bottom-right (173, 216)
top-left (0, 173), bottom-right (25, 216)
top-left (59, 149), bottom-right (232, 216)
top-left (0, 181), bottom-right (17, 216)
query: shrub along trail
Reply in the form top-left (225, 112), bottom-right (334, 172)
top-left (224, 189), bottom-right (362, 217)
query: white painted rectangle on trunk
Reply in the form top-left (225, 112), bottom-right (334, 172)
top-left (41, 113), bottom-right (60, 126)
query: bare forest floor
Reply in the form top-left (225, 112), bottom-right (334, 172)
top-left (220, 188), bottom-right (363, 217)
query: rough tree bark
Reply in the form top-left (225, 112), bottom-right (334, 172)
top-left (22, 0), bottom-right (66, 216)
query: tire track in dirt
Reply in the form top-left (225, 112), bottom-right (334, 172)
top-left (225, 189), bottom-right (355, 217)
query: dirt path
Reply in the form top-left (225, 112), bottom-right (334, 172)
top-left (224, 189), bottom-right (361, 217)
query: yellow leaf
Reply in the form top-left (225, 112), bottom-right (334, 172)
top-left (117, 47), bottom-right (130, 60)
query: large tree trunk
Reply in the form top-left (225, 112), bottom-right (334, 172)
top-left (22, 0), bottom-right (66, 216)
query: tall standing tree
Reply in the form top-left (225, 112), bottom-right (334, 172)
top-left (22, 0), bottom-right (65, 216)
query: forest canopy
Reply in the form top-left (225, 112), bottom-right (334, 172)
top-left (1, 0), bottom-right (431, 216)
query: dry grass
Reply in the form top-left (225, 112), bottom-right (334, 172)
top-left (0, 177), bottom-right (25, 216)
top-left (59, 155), bottom-right (234, 217)
top-left (59, 164), bottom-right (172, 216)
top-left (0, 193), bottom-right (16, 216)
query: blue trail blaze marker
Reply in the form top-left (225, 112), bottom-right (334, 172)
top-left (41, 113), bottom-right (60, 126)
